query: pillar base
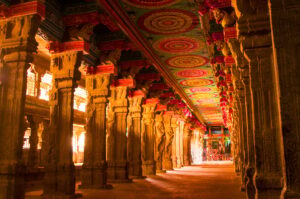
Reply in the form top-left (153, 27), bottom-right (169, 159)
top-left (164, 159), bottom-right (173, 170)
top-left (255, 175), bottom-right (284, 199)
top-left (128, 161), bottom-right (143, 178)
top-left (107, 161), bottom-right (129, 182)
top-left (156, 169), bottom-right (166, 173)
top-left (129, 175), bottom-right (146, 179)
top-left (142, 160), bottom-right (156, 176)
top-left (0, 172), bottom-right (25, 199)
top-left (80, 164), bottom-right (110, 189)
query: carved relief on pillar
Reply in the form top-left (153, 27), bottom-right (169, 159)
top-left (81, 72), bottom-right (112, 189)
top-left (0, 11), bottom-right (42, 199)
top-left (141, 99), bottom-right (157, 176)
top-left (163, 111), bottom-right (174, 170)
top-left (171, 116), bottom-right (179, 168)
top-left (154, 112), bottom-right (165, 172)
top-left (127, 90), bottom-right (144, 178)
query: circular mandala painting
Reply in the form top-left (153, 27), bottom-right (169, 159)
top-left (138, 9), bottom-right (198, 35)
top-left (189, 93), bottom-right (217, 99)
top-left (166, 55), bottom-right (209, 68)
top-left (175, 69), bottom-right (209, 78)
top-left (179, 79), bottom-right (213, 87)
top-left (153, 37), bottom-right (204, 54)
top-left (122, 0), bottom-right (181, 8)
top-left (189, 87), bottom-right (212, 93)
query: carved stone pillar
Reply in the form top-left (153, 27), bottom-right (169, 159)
top-left (141, 100), bottom-right (157, 176)
top-left (154, 112), bottom-right (165, 172)
top-left (127, 91), bottom-right (144, 178)
top-left (236, 84), bottom-right (247, 191)
top-left (163, 112), bottom-right (174, 170)
top-left (179, 119), bottom-right (184, 167)
top-left (269, 1), bottom-right (300, 198)
top-left (40, 120), bottom-right (49, 167)
top-left (81, 73), bottom-right (111, 189)
top-left (107, 83), bottom-right (131, 182)
top-left (43, 51), bottom-right (82, 199)
top-left (241, 69), bottom-right (256, 199)
top-left (233, 1), bottom-right (285, 198)
top-left (171, 116), bottom-right (178, 169)
top-left (183, 123), bottom-right (192, 166)
top-left (0, 12), bottom-right (41, 199)
top-left (27, 115), bottom-right (40, 169)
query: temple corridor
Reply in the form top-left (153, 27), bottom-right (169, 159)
top-left (26, 162), bottom-right (246, 199)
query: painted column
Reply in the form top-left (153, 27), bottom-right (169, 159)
top-left (183, 122), bottom-right (192, 166)
top-left (107, 79), bottom-right (133, 182)
top-left (141, 98), bottom-right (157, 176)
top-left (154, 112), bottom-right (165, 173)
top-left (269, 1), bottom-right (300, 198)
top-left (163, 111), bottom-right (174, 170)
top-left (127, 90), bottom-right (144, 178)
top-left (0, 6), bottom-right (42, 198)
top-left (233, 1), bottom-right (285, 198)
top-left (81, 69), bottom-right (113, 189)
top-left (43, 50), bottom-right (83, 198)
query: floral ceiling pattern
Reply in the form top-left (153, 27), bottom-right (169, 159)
top-left (120, 0), bottom-right (224, 125)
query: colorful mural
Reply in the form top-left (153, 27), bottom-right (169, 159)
top-left (120, 0), bottom-right (224, 125)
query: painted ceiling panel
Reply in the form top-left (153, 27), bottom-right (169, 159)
top-left (119, 0), bottom-right (223, 125)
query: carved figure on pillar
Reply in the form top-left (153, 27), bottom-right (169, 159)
top-left (154, 112), bottom-right (165, 172)
top-left (183, 122), bottom-right (192, 166)
top-left (141, 100), bottom-right (157, 176)
top-left (163, 112), bottom-right (174, 170)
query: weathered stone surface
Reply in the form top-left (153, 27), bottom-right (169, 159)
top-left (154, 112), bottom-right (165, 172)
top-left (183, 123), bottom-right (192, 166)
top-left (163, 114), bottom-right (174, 170)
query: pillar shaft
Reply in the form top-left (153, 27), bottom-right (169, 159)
top-left (183, 123), bottom-right (192, 166)
top-left (27, 115), bottom-right (40, 169)
top-left (141, 103), bottom-right (156, 176)
top-left (269, 1), bottom-right (300, 198)
top-left (233, 1), bottom-right (285, 197)
top-left (107, 86), bottom-right (130, 182)
top-left (127, 95), bottom-right (143, 178)
top-left (81, 74), bottom-right (111, 188)
top-left (171, 117), bottom-right (178, 168)
top-left (163, 114), bottom-right (174, 170)
top-left (0, 14), bottom-right (40, 199)
top-left (154, 113), bottom-right (165, 172)
top-left (43, 51), bottom-right (82, 199)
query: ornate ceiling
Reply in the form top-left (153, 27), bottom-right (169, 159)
top-left (117, 0), bottom-right (223, 125)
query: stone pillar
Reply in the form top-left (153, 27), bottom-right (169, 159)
top-left (269, 1), bottom-right (300, 198)
top-left (237, 82), bottom-right (248, 191)
top-left (241, 69), bottom-right (256, 199)
top-left (163, 112), bottom-right (174, 170)
top-left (127, 91), bottom-right (144, 178)
top-left (233, 1), bottom-right (285, 198)
top-left (0, 12), bottom-right (41, 199)
top-left (171, 116), bottom-right (178, 168)
top-left (40, 120), bottom-right (49, 167)
top-left (141, 100), bottom-right (157, 176)
top-left (183, 123), bottom-right (192, 166)
top-left (43, 51), bottom-right (83, 199)
top-left (27, 115), bottom-right (40, 169)
top-left (154, 112), bottom-right (165, 172)
top-left (107, 83), bottom-right (131, 182)
top-left (179, 120), bottom-right (184, 167)
top-left (81, 73), bottom-right (111, 189)
top-left (175, 119), bottom-right (182, 168)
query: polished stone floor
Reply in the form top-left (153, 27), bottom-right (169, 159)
top-left (26, 161), bottom-right (246, 199)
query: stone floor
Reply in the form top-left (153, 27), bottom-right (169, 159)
top-left (26, 161), bottom-right (246, 199)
